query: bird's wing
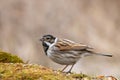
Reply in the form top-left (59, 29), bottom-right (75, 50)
top-left (54, 39), bottom-right (92, 51)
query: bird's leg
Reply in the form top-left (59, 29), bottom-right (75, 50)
top-left (67, 64), bottom-right (75, 73)
top-left (61, 65), bottom-right (68, 72)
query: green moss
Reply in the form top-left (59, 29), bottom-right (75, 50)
top-left (0, 51), bottom-right (23, 63)
top-left (71, 73), bottom-right (91, 79)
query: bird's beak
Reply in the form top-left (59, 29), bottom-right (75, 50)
top-left (40, 38), bottom-right (43, 41)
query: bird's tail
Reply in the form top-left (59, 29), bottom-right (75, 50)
top-left (93, 52), bottom-right (112, 57)
top-left (87, 50), bottom-right (112, 57)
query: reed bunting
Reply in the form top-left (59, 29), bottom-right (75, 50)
top-left (40, 34), bottom-right (112, 73)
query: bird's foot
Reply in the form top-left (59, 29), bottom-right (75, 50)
top-left (61, 70), bottom-right (72, 74)
top-left (66, 70), bottom-right (72, 73)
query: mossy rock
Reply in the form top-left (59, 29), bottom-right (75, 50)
top-left (0, 63), bottom-right (90, 80)
top-left (0, 50), bottom-right (23, 63)
top-left (0, 63), bottom-right (117, 80)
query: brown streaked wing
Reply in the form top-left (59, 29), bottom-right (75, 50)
top-left (54, 39), bottom-right (91, 51)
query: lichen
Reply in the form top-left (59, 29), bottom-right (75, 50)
top-left (0, 50), bottom-right (23, 63)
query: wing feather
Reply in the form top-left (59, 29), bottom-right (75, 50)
top-left (54, 39), bottom-right (92, 51)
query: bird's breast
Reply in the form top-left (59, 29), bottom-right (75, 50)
top-left (46, 48), bottom-right (81, 65)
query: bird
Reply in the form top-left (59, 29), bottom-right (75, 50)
top-left (40, 34), bottom-right (112, 73)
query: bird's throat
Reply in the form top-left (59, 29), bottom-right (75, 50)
top-left (42, 42), bottom-right (49, 55)
top-left (42, 38), bottom-right (57, 55)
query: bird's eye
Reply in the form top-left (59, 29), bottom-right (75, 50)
top-left (46, 37), bottom-right (50, 40)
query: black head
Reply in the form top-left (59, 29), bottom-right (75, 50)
top-left (40, 34), bottom-right (56, 55)
top-left (40, 34), bottom-right (56, 44)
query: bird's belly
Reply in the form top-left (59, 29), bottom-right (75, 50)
top-left (47, 50), bottom-right (81, 65)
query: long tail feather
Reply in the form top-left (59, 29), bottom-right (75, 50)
top-left (87, 50), bottom-right (113, 57)
top-left (93, 53), bottom-right (112, 57)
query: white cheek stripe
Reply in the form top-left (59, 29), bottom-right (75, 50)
top-left (45, 41), bottom-right (51, 46)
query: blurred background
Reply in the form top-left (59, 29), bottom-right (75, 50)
top-left (0, 0), bottom-right (120, 77)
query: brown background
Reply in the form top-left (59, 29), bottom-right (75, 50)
top-left (0, 0), bottom-right (119, 77)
